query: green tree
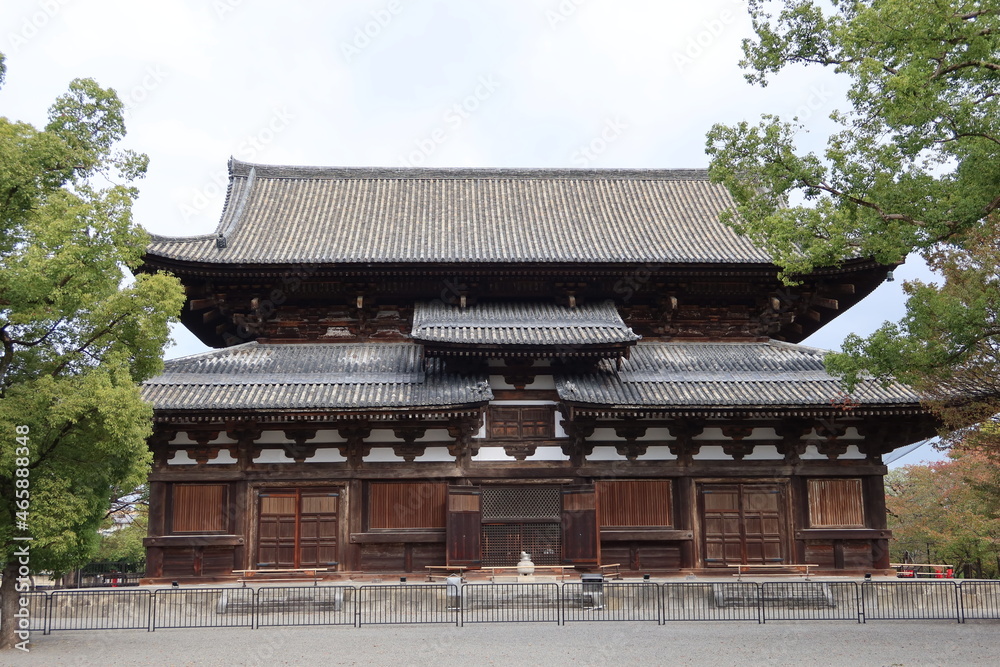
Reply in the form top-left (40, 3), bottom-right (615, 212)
top-left (886, 452), bottom-right (1000, 577)
top-left (0, 54), bottom-right (184, 650)
top-left (705, 1), bottom-right (1000, 445)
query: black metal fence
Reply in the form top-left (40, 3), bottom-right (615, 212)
top-left (12, 580), bottom-right (1000, 633)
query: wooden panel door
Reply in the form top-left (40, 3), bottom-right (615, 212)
top-left (446, 486), bottom-right (482, 567)
top-left (257, 488), bottom-right (339, 568)
top-left (299, 490), bottom-right (339, 568)
top-left (258, 494), bottom-right (297, 568)
top-left (699, 483), bottom-right (785, 567)
top-left (562, 485), bottom-right (599, 566)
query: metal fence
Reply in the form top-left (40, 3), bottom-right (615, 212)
top-left (357, 584), bottom-right (458, 626)
top-left (861, 581), bottom-right (961, 622)
top-left (12, 580), bottom-right (1000, 633)
top-left (48, 589), bottom-right (151, 632)
top-left (562, 582), bottom-right (660, 623)
top-left (151, 587), bottom-right (255, 630)
top-left (462, 583), bottom-right (561, 624)
top-left (257, 586), bottom-right (354, 627)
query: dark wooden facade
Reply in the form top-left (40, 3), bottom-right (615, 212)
top-left (139, 162), bottom-right (935, 581)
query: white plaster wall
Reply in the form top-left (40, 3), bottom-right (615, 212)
top-left (525, 446), bottom-right (571, 462)
top-left (417, 446), bottom-right (455, 462)
top-left (586, 446), bottom-right (628, 461)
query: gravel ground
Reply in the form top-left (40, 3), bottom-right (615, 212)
top-left (3, 621), bottom-right (998, 667)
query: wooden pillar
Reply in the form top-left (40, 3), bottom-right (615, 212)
top-left (145, 481), bottom-right (168, 578)
top-left (789, 475), bottom-right (808, 565)
top-left (865, 474), bottom-right (891, 569)
top-left (344, 479), bottom-right (364, 571)
top-left (675, 477), bottom-right (695, 569)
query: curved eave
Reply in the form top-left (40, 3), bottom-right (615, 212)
top-left (151, 402), bottom-right (489, 424)
top-left (560, 400), bottom-right (934, 420)
top-left (418, 341), bottom-right (636, 358)
top-left (138, 253), bottom-right (891, 281)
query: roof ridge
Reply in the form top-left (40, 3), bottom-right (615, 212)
top-left (228, 158), bottom-right (711, 181)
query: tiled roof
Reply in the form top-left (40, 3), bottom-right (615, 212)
top-left (146, 159), bottom-right (773, 265)
top-left (142, 342), bottom-right (492, 412)
top-left (411, 300), bottom-right (640, 347)
top-left (556, 341), bottom-right (923, 411)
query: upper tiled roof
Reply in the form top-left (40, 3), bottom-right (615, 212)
top-left (142, 342), bottom-right (491, 412)
top-left (146, 159), bottom-right (773, 265)
top-left (556, 341), bottom-right (923, 411)
top-left (411, 300), bottom-right (640, 347)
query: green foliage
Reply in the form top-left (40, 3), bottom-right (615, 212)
top-left (0, 53), bottom-right (185, 581)
top-left (887, 451), bottom-right (1000, 577)
top-left (706, 1), bottom-right (1000, 450)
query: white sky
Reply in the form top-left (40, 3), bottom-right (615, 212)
top-left (1, 0), bottom-right (940, 466)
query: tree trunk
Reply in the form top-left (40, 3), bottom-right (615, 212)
top-left (1, 559), bottom-right (22, 650)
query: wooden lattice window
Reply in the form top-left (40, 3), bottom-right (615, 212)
top-left (172, 484), bottom-right (227, 533)
top-left (368, 482), bottom-right (447, 529)
top-left (488, 406), bottom-right (555, 440)
top-left (808, 478), bottom-right (865, 528)
top-left (596, 480), bottom-right (673, 528)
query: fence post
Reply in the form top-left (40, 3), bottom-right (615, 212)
top-left (150, 589), bottom-right (157, 632)
top-left (43, 591), bottom-right (51, 636)
top-left (956, 581), bottom-right (964, 624)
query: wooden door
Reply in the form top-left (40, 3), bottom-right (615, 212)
top-left (561, 485), bottom-right (599, 566)
top-left (257, 488), bottom-right (339, 568)
top-left (446, 486), bottom-right (482, 567)
top-left (700, 483), bottom-right (785, 567)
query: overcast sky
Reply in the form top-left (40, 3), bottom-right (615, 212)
top-left (1, 0), bottom-right (939, 465)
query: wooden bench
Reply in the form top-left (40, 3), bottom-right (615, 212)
top-left (424, 565), bottom-right (468, 582)
top-left (597, 563), bottom-right (622, 580)
top-left (891, 563), bottom-right (955, 578)
top-left (729, 563), bottom-right (819, 581)
top-left (485, 565), bottom-right (573, 582)
top-left (233, 568), bottom-right (332, 587)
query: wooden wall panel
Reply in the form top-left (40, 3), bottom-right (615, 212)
top-left (597, 480), bottom-right (672, 528)
top-left (172, 484), bottom-right (226, 533)
top-left (369, 482), bottom-right (446, 529)
top-left (808, 479), bottom-right (865, 528)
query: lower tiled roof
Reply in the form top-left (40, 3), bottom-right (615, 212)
top-left (411, 300), bottom-right (640, 347)
top-left (142, 342), bottom-right (491, 411)
top-left (556, 341), bottom-right (923, 410)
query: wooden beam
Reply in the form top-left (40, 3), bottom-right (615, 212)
top-left (812, 296), bottom-right (839, 310)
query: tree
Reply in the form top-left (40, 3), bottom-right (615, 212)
top-left (886, 452), bottom-right (1000, 577)
top-left (705, 1), bottom-right (1000, 447)
top-left (0, 54), bottom-right (185, 649)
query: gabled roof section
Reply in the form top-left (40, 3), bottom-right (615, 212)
top-left (556, 341), bottom-right (924, 416)
top-left (411, 300), bottom-right (640, 351)
top-left (142, 342), bottom-right (492, 412)
top-left (146, 159), bottom-right (773, 266)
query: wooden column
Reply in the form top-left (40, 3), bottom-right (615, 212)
top-left (865, 475), bottom-right (891, 569)
top-left (145, 481), bottom-right (168, 578)
top-left (789, 475), bottom-right (808, 565)
top-left (675, 477), bottom-right (695, 569)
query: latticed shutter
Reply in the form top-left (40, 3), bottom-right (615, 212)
top-left (561, 485), bottom-right (599, 566)
top-left (446, 486), bottom-right (482, 567)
